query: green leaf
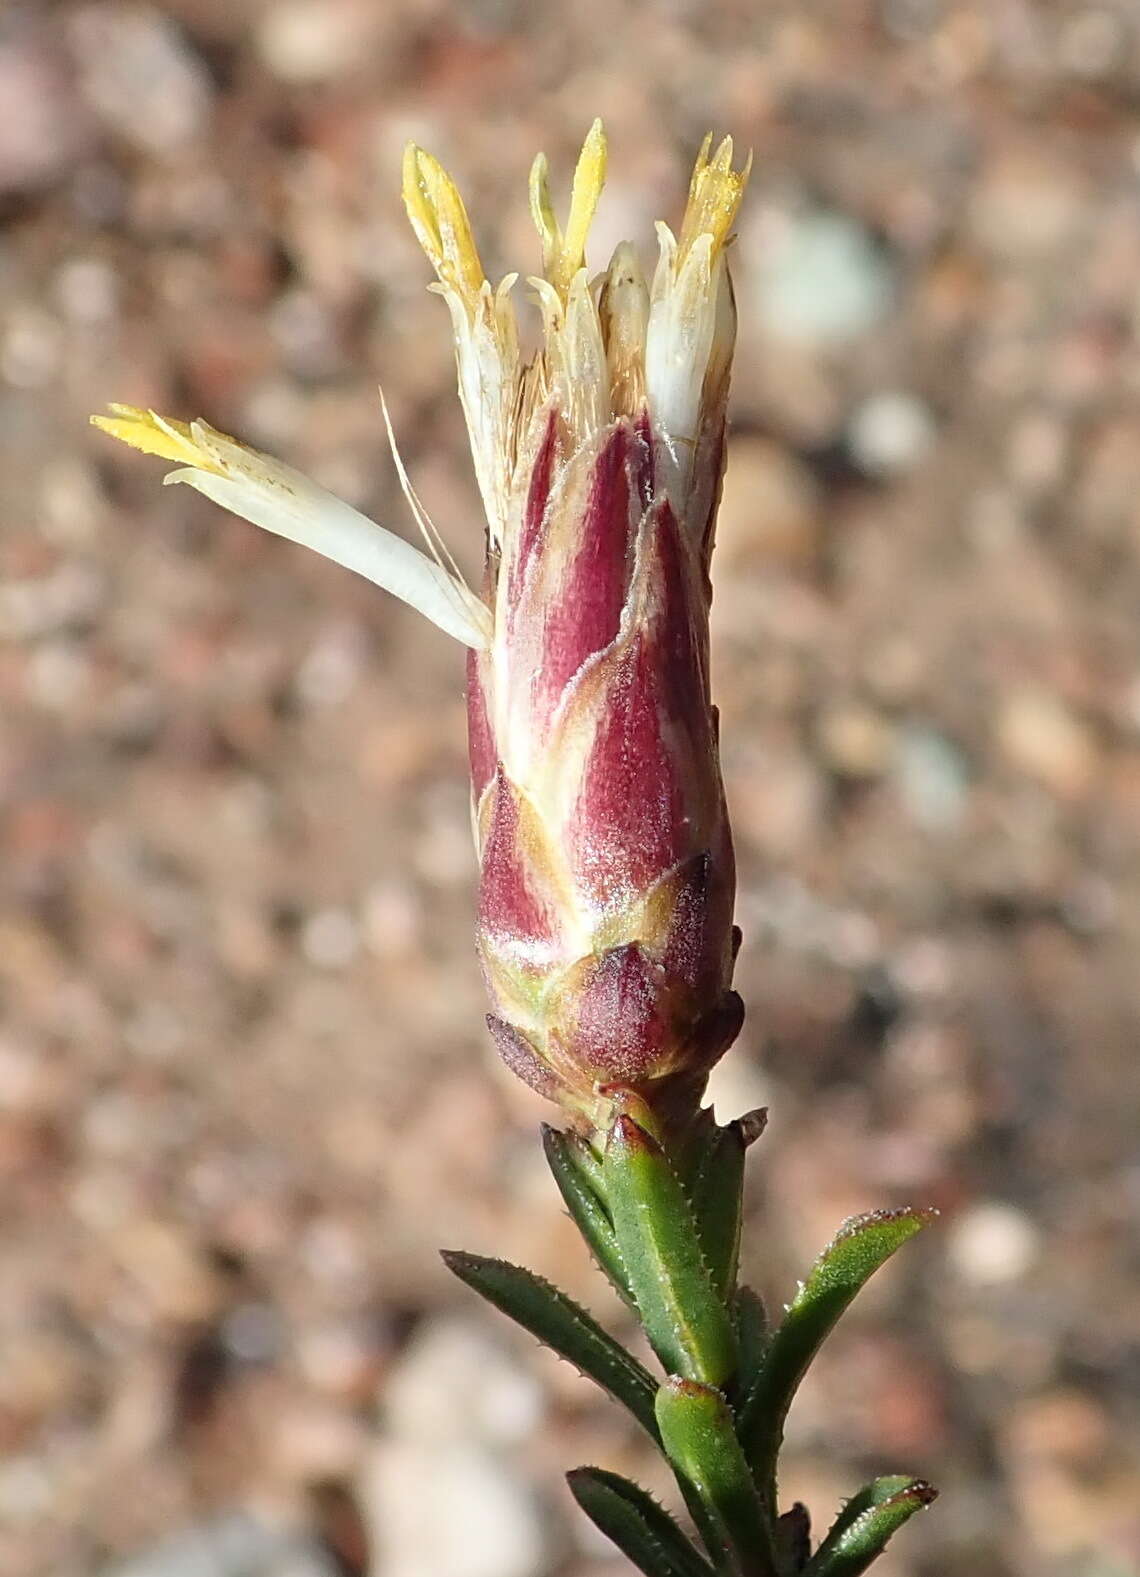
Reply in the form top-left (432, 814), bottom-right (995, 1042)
top-left (567, 1466), bottom-right (715, 1577)
top-left (738, 1208), bottom-right (936, 1492)
top-left (441, 1251), bottom-right (659, 1441)
top-left (545, 1120), bottom-right (607, 1192)
top-left (655, 1377), bottom-right (779, 1577)
top-left (686, 1119), bottom-right (746, 1301)
top-left (805, 1477), bottom-right (937, 1577)
top-left (542, 1125), bottom-right (635, 1306)
top-left (604, 1116), bottom-right (738, 1388)
top-left (676, 1102), bottom-right (719, 1176)
top-left (733, 1287), bottom-right (770, 1392)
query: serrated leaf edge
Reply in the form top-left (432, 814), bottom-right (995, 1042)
top-left (442, 1251), bottom-right (659, 1441)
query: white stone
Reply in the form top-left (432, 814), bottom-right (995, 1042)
top-left (256, 1), bottom-right (385, 83)
top-left (301, 908), bottom-right (361, 970)
top-left (69, 5), bottom-right (214, 156)
top-left (295, 626), bottom-right (365, 708)
top-left (384, 1317), bottom-right (544, 1447)
top-left (366, 1441), bottom-right (546, 1577)
top-left (948, 1201), bottom-right (1041, 1287)
top-left (894, 725), bottom-right (970, 830)
top-left (848, 391), bottom-right (937, 476)
top-left (996, 690), bottom-right (1098, 799)
top-left (753, 208), bottom-right (895, 347)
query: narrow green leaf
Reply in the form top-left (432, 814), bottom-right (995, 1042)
top-left (674, 1103), bottom-right (718, 1181)
top-left (738, 1208), bottom-right (937, 1489)
top-left (686, 1119), bottom-right (746, 1300)
top-left (441, 1251), bottom-right (659, 1441)
top-left (567, 1466), bottom-right (715, 1577)
top-left (810, 1476), bottom-right (921, 1550)
top-left (733, 1287), bottom-right (770, 1389)
top-left (545, 1120), bottom-right (606, 1193)
top-left (604, 1116), bottom-right (738, 1388)
top-left (805, 1477), bottom-right (937, 1577)
top-left (655, 1378), bottom-right (779, 1577)
top-left (542, 1125), bottom-right (635, 1305)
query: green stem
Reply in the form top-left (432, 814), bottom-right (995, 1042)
top-left (445, 1101), bottom-right (937, 1577)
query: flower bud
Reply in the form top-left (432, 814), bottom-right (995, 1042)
top-left (408, 126), bottom-right (750, 1131)
top-left (93, 124), bottom-right (751, 1137)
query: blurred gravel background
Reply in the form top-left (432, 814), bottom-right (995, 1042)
top-left (2, 2), bottom-right (1139, 1575)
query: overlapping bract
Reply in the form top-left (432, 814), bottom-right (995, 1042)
top-left (470, 417), bottom-right (741, 1126)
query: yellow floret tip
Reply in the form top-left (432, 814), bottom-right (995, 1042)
top-left (90, 405), bottom-right (227, 473)
top-left (529, 118), bottom-right (607, 301)
top-left (677, 134), bottom-right (752, 267)
top-left (402, 143), bottom-right (487, 305)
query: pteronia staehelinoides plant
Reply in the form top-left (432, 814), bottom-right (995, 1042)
top-left (94, 122), bottom-right (938, 1577)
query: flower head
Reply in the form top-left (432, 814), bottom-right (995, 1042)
top-left (403, 124), bottom-right (750, 1130)
top-left (92, 124), bottom-right (750, 1134)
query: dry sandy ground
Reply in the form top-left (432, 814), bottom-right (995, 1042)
top-left (1, 3), bottom-right (1138, 1575)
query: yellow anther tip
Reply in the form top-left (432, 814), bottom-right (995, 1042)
top-left (90, 405), bottom-right (209, 468)
top-left (678, 133), bottom-right (752, 266)
top-left (529, 150), bottom-right (558, 272)
top-left (401, 143), bottom-right (443, 241)
top-left (401, 141), bottom-right (486, 302)
top-left (542, 118), bottom-right (608, 300)
top-left (400, 142), bottom-right (423, 201)
top-left (581, 117), bottom-right (606, 164)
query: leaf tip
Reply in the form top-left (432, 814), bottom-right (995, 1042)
top-left (902, 1478), bottom-right (939, 1509)
top-left (735, 1106), bottom-right (769, 1147)
top-left (440, 1247), bottom-right (486, 1278)
top-left (831, 1205), bottom-right (939, 1247)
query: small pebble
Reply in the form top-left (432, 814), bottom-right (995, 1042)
top-left (754, 207), bottom-right (896, 347)
top-left (296, 1318), bottom-right (381, 1397)
top-left (818, 703), bottom-right (895, 779)
top-left (54, 257), bottom-right (120, 325)
top-left (848, 391), bottom-right (936, 476)
top-left (717, 437), bottom-right (821, 571)
top-left (301, 908), bottom-right (361, 970)
top-left (365, 1441), bottom-right (546, 1577)
top-left (384, 1317), bottom-right (544, 1447)
top-left (0, 561), bottom-right (104, 641)
top-left (0, 1457), bottom-right (55, 1526)
top-left (27, 641), bottom-right (92, 711)
top-left (996, 691), bottom-right (1099, 800)
top-left (362, 881), bottom-right (422, 959)
top-left (948, 1202), bottom-right (1041, 1287)
top-left (38, 456), bottom-right (107, 545)
top-left (1006, 410), bottom-right (1069, 495)
top-left (0, 36), bottom-right (85, 196)
top-left (969, 150), bottom-right (1085, 260)
top-left (221, 1301), bottom-right (284, 1365)
top-left (105, 1511), bottom-right (338, 1577)
top-left (894, 724), bottom-right (970, 830)
top-left (256, 0), bottom-right (386, 83)
top-left (69, 4), bottom-right (214, 156)
top-left (1, 307), bottom-right (64, 389)
top-left (298, 1216), bottom-right (366, 1287)
top-left (294, 627), bottom-right (365, 709)
top-left (1056, 10), bottom-right (1125, 79)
